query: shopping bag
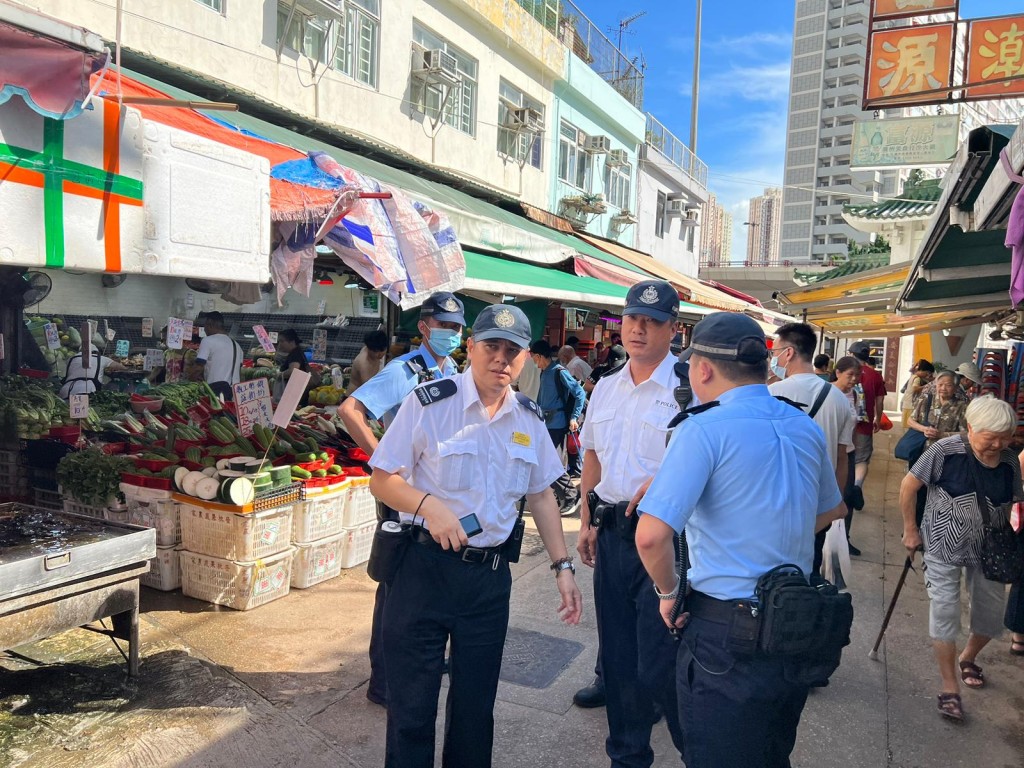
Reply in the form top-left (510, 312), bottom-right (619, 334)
top-left (879, 413), bottom-right (893, 431)
top-left (566, 430), bottom-right (581, 456)
top-left (893, 428), bottom-right (926, 462)
top-left (822, 520), bottom-right (852, 591)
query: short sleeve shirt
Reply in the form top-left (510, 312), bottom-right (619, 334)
top-left (369, 373), bottom-right (564, 547)
top-left (770, 373), bottom-right (855, 470)
top-left (196, 334), bottom-right (242, 386)
top-left (350, 349), bottom-right (457, 427)
top-left (855, 365), bottom-right (887, 436)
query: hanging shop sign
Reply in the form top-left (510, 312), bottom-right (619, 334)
top-left (851, 114), bottom-right (961, 169)
top-left (966, 15), bottom-right (1024, 100)
top-left (871, 0), bottom-right (957, 22)
top-left (865, 22), bottom-right (955, 109)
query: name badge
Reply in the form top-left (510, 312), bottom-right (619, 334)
top-left (512, 431), bottom-right (531, 447)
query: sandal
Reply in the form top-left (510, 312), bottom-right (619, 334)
top-left (1011, 639), bottom-right (1024, 657)
top-left (937, 692), bottom-right (964, 721)
top-left (959, 660), bottom-right (985, 688)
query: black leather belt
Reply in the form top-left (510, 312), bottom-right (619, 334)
top-left (413, 526), bottom-right (503, 564)
top-left (687, 591), bottom-right (759, 623)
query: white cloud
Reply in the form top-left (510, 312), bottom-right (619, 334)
top-left (701, 62), bottom-right (793, 103)
top-left (706, 32), bottom-right (792, 50)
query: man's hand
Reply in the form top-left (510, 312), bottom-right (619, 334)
top-left (873, 420), bottom-right (882, 434)
top-left (422, 496), bottom-right (469, 551)
top-left (576, 526), bottom-right (598, 567)
top-left (625, 477), bottom-right (653, 518)
top-left (902, 527), bottom-right (923, 563)
top-left (659, 600), bottom-right (688, 631)
top-left (555, 571), bottom-right (583, 625)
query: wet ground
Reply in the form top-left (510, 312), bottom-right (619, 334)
top-left (2, 428), bottom-right (1024, 767)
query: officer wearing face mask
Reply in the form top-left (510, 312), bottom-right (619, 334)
top-left (337, 291), bottom-right (465, 708)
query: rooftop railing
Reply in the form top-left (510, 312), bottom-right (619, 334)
top-left (645, 115), bottom-right (709, 188)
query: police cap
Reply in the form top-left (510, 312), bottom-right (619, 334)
top-left (473, 304), bottom-right (532, 347)
top-left (622, 280), bottom-right (679, 323)
top-left (679, 312), bottom-right (768, 364)
top-left (419, 292), bottom-right (466, 325)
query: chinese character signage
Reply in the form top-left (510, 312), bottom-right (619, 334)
top-left (70, 394), bottom-right (89, 420)
top-left (967, 16), bottom-right (1024, 99)
top-left (866, 23), bottom-right (955, 108)
top-left (233, 378), bottom-right (274, 438)
top-left (852, 114), bottom-right (961, 167)
top-left (253, 325), bottom-right (276, 354)
top-left (312, 329), bottom-right (328, 362)
top-left (872, 0), bottom-right (957, 22)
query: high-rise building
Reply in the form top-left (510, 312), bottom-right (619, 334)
top-left (700, 193), bottom-right (733, 267)
top-left (746, 187), bottom-right (783, 266)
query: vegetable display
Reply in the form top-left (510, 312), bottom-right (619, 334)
top-left (56, 448), bottom-right (134, 507)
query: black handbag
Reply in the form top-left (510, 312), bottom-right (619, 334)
top-left (894, 394), bottom-right (931, 463)
top-left (963, 436), bottom-right (1024, 584)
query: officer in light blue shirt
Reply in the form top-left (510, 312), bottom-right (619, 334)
top-left (635, 312), bottom-right (846, 768)
top-left (336, 290), bottom-right (465, 709)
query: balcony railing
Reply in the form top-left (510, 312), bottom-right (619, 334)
top-left (515, 0), bottom-right (559, 34)
top-left (556, 0), bottom-right (644, 109)
top-left (645, 114), bottom-right (709, 188)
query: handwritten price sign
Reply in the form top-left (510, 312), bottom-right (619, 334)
top-left (312, 329), bottom-right (328, 362)
top-left (70, 394), bottom-right (89, 419)
top-left (167, 317), bottom-right (186, 350)
top-left (253, 325), bottom-right (276, 354)
top-left (115, 339), bottom-right (130, 358)
top-left (43, 323), bottom-right (61, 350)
top-left (141, 318), bottom-right (154, 338)
top-left (232, 378), bottom-right (274, 437)
top-left (144, 349), bottom-right (164, 371)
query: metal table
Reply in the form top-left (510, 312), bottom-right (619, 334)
top-left (0, 503), bottom-right (156, 675)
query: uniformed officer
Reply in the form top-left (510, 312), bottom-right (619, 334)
top-left (338, 291), bottom-right (465, 707)
top-left (635, 312), bottom-right (847, 768)
top-left (369, 303), bottom-right (583, 768)
top-left (576, 279), bottom-right (686, 767)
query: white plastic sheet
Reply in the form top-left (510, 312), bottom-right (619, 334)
top-left (822, 520), bottom-right (852, 591)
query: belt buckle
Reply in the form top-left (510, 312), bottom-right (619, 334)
top-left (462, 547), bottom-right (487, 563)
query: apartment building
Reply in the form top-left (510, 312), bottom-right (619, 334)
top-left (699, 193), bottom-right (733, 267)
top-left (745, 187), bottom-right (783, 266)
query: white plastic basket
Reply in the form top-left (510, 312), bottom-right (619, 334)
top-left (291, 486), bottom-right (347, 544)
top-left (62, 497), bottom-right (108, 519)
top-left (0, 461), bottom-right (30, 496)
top-left (179, 502), bottom-right (293, 561)
top-left (342, 476), bottom-right (376, 528)
top-left (179, 547), bottom-right (294, 610)
top-left (339, 521), bottom-right (375, 569)
top-left (32, 487), bottom-right (62, 511)
top-left (141, 545), bottom-right (182, 591)
top-left (122, 484), bottom-right (181, 546)
top-left (290, 532), bottom-right (345, 588)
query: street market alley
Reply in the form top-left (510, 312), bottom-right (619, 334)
top-left (2, 427), bottom-right (1023, 768)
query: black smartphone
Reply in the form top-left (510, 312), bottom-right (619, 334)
top-left (459, 513), bottom-right (483, 538)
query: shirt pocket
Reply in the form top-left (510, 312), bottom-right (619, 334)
top-left (438, 440), bottom-right (477, 492)
top-left (506, 442), bottom-right (538, 497)
top-left (638, 409), bottom-right (673, 463)
top-left (588, 408), bottom-right (616, 450)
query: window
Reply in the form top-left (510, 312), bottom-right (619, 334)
top-left (276, 2), bottom-right (380, 88)
top-left (557, 121), bottom-right (592, 190)
top-left (604, 160), bottom-right (631, 210)
top-left (497, 80), bottom-right (543, 169)
top-left (655, 191), bottom-right (667, 238)
top-left (411, 23), bottom-right (477, 136)
top-left (195, 0), bottom-right (224, 11)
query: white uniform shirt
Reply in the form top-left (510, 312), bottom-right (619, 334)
top-left (769, 373), bottom-right (855, 470)
top-left (369, 372), bottom-right (564, 547)
top-left (580, 351), bottom-right (681, 504)
top-left (196, 334), bottom-right (242, 386)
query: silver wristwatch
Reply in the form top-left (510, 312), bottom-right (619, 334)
top-left (551, 557), bottom-right (576, 576)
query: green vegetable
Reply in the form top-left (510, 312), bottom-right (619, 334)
top-left (56, 448), bottom-right (133, 507)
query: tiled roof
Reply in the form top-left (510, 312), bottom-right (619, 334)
top-left (794, 254), bottom-right (891, 284)
top-left (844, 178), bottom-right (942, 221)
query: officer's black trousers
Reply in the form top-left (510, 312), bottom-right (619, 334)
top-left (676, 613), bottom-right (809, 768)
top-left (368, 581), bottom-right (388, 703)
top-left (383, 541), bottom-right (512, 768)
top-left (595, 529), bottom-right (685, 767)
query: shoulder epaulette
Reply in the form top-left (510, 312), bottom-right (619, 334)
top-left (515, 392), bottom-right (545, 421)
top-left (413, 377), bottom-right (457, 406)
top-left (667, 400), bottom-right (720, 430)
top-left (774, 395), bottom-right (806, 411)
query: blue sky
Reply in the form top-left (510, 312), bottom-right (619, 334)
top-left (575, 0), bottom-right (1019, 260)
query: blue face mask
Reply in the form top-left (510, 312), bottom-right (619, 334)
top-left (770, 352), bottom-right (787, 380)
top-left (426, 328), bottom-right (461, 358)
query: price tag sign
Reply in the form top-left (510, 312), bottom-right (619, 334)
top-left (115, 339), bottom-right (130, 358)
top-left (317, 299), bottom-right (327, 315)
top-left (273, 371), bottom-right (311, 428)
top-left (141, 318), bottom-right (154, 338)
top-left (105, 327), bottom-right (116, 342)
top-left (43, 322), bottom-right (61, 350)
top-left (233, 378), bottom-right (274, 437)
top-left (268, 331), bottom-right (279, 344)
top-left (167, 317), bottom-right (186, 350)
top-left (70, 394), bottom-right (89, 420)
top-left (82, 321), bottom-right (92, 360)
top-left (253, 325), bottom-right (276, 354)
top-left (312, 329), bottom-right (328, 362)
top-left (144, 349), bottom-right (164, 371)
top-left (186, 292), bottom-right (195, 309)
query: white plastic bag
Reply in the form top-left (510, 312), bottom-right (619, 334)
top-left (822, 519), bottom-right (852, 591)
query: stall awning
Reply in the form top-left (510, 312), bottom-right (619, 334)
top-left (463, 249), bottom-right (711, 319)
top-left (574, 233), bottom-right (750, 311)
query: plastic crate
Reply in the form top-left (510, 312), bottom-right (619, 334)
top-left (179, 502), bottom-right (293, 561)
top-left (141, 545), bottom-right (182, 591)
top-left (343, 477), bottom-right (376, 529)
top-left (32, 487), bottom-right (62, 511)
top-left (179, 547), bottom-right (294, 610)
top-left (122, 484), bottom-right (180, 547)
top-left (63, 497), bottom-right (109, 519)
top-left (291, 485), bottom-right (348, 543)
top-left (0, 463), bottom-right (30, 495)
top-left (290, 533), bottom-right (344, 588)
top-left (339, 521), bottom-right (375, 569)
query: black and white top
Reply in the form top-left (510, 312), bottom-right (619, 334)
top-left (911, 435), bottom-right (1023, 567)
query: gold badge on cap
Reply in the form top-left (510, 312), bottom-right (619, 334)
top-left (442, 298), bottom-right (459, 312)
top-left (640, 285), bottom-right (660, 304)
top-left (494, 308), bottom-right (516, 328)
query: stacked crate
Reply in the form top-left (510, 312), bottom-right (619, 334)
top-left (339, 475), bottom-right (377, 569)
top-left (290, 480), bottom-right (350, 588)
top-left (122, 483), bottom-right (183, 591)
top-left (0, 448), bottom-right (31, 503)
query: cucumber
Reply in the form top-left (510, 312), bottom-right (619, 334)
top-left (327, 465), bottom-right (343, 475)
top-left (313, 469), bottom-right (328, 478)
top-left (291, 466), bottom-right (312, 479)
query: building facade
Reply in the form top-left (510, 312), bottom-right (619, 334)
top-left (699, 193), bottom-right (732, 267)
top-left (745, 187), bottom-right (783, 266)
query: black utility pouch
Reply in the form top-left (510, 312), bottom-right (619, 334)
top-left (724, 600), bottom-right (762, 656)
top-left (367, 520), bottom-right (412, 583)
top-left (503, 517), bottom-right (526, 563)
top-left (587, 491), bottom-right (603, 528)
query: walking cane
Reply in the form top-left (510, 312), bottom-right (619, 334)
top-left (868, 554), bottom-right (915, 660)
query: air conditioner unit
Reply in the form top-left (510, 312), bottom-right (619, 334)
top-left (666, 199), bottom-right (687, 216)
top-left (612, 209), bottom-right (638, 226)
top-left (411, 46), bottom-right (459, 84)
top-left (679, 208), bottom-right (700, 227)
top-left (576, 130), bottom-right (588, 147)
top-left (584, 135), bottom-right (612, 154)
top-left (606, 148), bottom-right (629, 167)
top-left (505, 106), bottom-right (544, 133)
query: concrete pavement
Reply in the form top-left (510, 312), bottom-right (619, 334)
top-left (2, 428), bottom-right (1023, 767)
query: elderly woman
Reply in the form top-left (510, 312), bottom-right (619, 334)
top-left (900, 396), bottom-right (1024, 721)
top-left (908, 370), bottom-right (967, 447)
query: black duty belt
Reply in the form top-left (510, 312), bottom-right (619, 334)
top-left (413, 526), bottom-right (503, 565)
top-left (687, 591), bottom-right (760, 623)
top-left (588, 492), bottom-right (637, 542)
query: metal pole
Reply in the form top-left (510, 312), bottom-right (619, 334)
top-left (689, 0), bottom-right (701, 154)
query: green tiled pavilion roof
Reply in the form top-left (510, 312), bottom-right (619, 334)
top-left (844, 178), bottom-right (942, 221)
top-left (794, 254), bottom-right (891, 284)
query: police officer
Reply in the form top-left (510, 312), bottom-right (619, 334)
top-left (369, 304), bottom-right (583, 768)
top-left (635, 312), bottom-right (847, 768)
top-left (337, 291), bottom-right (465, 707)
top-left (576, 279), bottom-right (686, 766)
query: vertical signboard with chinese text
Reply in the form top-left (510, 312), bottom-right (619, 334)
top-left (866, 23), bottom-right (955, 108)
top-left (966, 16), bottom-right (1024, 100)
